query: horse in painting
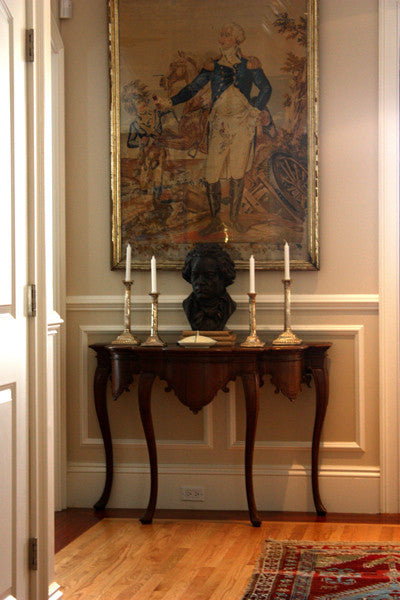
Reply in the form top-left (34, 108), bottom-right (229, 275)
top-left (159, 51), bottom-right (210, 155)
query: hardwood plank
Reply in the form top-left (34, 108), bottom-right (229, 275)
top-left (55, 511), bottom-right (400, 600)
top-left (55, 507), bottom-right (400, 553)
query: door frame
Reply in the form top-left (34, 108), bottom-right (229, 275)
top-left (378, 0), bottom-right (400, 513)
top-left (51, 12), bottom-right (67, 514)
top-left (26, 0), bottom-right (61, 598)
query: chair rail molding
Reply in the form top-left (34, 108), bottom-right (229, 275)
top-left (379, 0), bottom-right (400, 512)
top-left (66, 293), bottom-right (379, 313)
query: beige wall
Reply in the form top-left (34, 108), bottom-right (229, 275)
top-left (51, 0), bottom-right (59, 19)
top-left (62, 1), bottom-right (380, 512)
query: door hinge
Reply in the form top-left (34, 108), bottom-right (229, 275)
top-left (26, 29), bottom-right (34, 62)
top-left (29, 537), bottom-right (38, 570)
top-left (27, 284), bottom-right (37, 317)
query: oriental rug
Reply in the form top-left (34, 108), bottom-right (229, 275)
top-left (242, 539), bottom-right (400, 600)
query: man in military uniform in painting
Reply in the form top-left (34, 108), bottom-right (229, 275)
top-left (155, 22), bottom-right (273, 233)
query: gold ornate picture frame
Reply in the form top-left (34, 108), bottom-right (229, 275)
top-left (109, 0), bottom-right (319, 270)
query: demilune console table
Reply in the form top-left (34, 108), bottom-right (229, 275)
top-left (89, 342), bottom-right (331, 527)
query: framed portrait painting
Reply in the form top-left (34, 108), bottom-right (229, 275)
top-left (109, 0), bottom-right (319, 270)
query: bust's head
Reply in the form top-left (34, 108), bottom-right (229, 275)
top-left (182, 243), bottom-right (237, 331)
top-left (182, 243), bottom-right (236, 301)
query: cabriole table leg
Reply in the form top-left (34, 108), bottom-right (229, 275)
top-left (138, 372), bottom-right (158, 524)
top-left (242, 372), bottom-right (262, 527)
top-left (90, 345), bottom-right (113, 510)
top-left (310, 360), bottom-right (329, 516)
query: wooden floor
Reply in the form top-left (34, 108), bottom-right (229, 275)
top-left (55, 509), bottom-right (400, 600)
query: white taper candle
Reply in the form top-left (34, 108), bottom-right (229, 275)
top-left (125, 243), bottom-right (131, 281)
top-left (284, 242), bottom-right (290, 280)
top-left (249, 255), bottom-right (255, 293)
top-left (151, 255), bottom-right (157, 293)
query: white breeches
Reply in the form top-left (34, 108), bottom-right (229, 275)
top-left (205, 85), bottom-right (259, 183)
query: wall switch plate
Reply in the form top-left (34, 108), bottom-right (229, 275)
top-left (181, 486), bottom-right (205, 501)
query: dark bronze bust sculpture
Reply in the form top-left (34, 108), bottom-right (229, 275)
top-left (182, 243), bottom-right (236, 331)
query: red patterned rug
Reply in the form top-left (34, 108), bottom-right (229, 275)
top-left (242, 539), bottom-right (400, 600)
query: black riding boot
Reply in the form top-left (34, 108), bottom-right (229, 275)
top-left (229, 178), bottom-right (247, 233)
top-left (201, 181), bottom-right (223, 235)
top-left (152, 185), bottom-right (162, 209)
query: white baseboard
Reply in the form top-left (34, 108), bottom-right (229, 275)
top-left (67, 462), bottom-right (381, 514)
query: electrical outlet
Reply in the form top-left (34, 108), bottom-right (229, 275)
top-left (181, 486), bottom-right (205, 501)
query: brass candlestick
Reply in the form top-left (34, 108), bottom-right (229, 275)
top-left (273, 279), bottom-right (302, 345)
top-left (241, 292), bottom-right (265, 348)
top-left (142, 292), bottom-right (166, 347)
top-left (112, 280), bottom-right (141, 345)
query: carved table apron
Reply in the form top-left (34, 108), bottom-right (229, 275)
top-left (89, 343), bottom-right (331, 527)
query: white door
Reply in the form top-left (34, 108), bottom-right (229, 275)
top-left (0, 0), bottom-right (30, 598)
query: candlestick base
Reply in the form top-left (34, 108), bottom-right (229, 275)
top-left (272, 328), bottom-right (302, 345)
top-left (112, 330), bottom-right (141, 345)
top-left (241, 332), bottom-right (265, 348)
top-left (142, 333), bottom-right (166, 347)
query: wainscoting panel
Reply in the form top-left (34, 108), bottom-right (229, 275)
top-left (81, 326), bottom-right (213, 448)
top-left (228, 325), bottom-right (365, 452)
top-left (0, 385), bottom-right (14, 597)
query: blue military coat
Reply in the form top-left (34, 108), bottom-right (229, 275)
top-left (171, 55), bottom-right (272, 111)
